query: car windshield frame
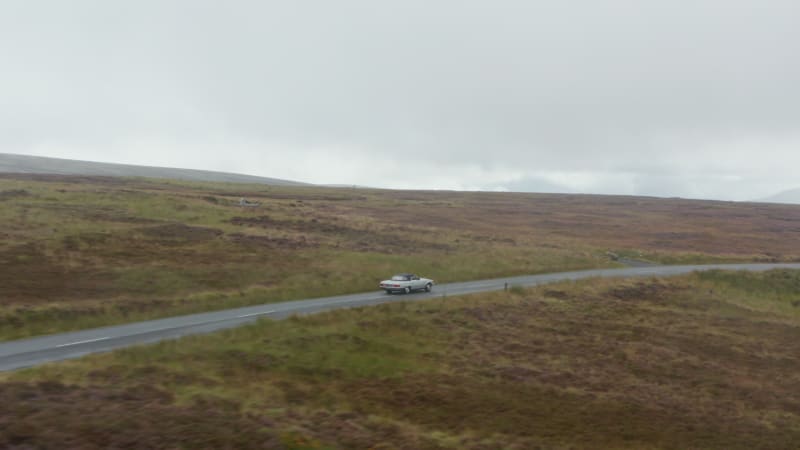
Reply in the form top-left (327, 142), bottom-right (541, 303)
top-left (391, 275), bottom-right (410, 281)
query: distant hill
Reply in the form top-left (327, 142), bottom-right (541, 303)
top-left (0, 153), bottom-right (307, 186)
top-left (757, 188), bottom-right (800, 205)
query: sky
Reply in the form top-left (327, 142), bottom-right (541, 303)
top-left (1, 0), bottom-right (799, 200)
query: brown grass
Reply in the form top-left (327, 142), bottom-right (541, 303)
top-left (3, 271), bottom-right (799, 449)
top-left (2, 172), bottom-right (800, 337)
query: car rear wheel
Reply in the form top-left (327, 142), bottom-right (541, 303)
top-left (404, 286), bottom-right (411, 294)
top-left (385, 289), bottom-right (393, 295)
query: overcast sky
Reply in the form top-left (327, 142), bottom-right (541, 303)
top-left (2, 1), bottom-right (799, 200)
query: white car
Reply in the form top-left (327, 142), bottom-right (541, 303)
top-left (379, 273), bottom-right (434, 294)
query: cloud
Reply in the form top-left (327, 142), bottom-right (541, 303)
top-left (1, 0), bottom-right (799, 200)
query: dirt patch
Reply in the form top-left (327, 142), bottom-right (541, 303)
top-left (279, 333), bottom-right (369, 349)
top-left (62, 232), bottom-right (111, 250)
top-left (0, 243), bottom-right (115, 304)
top-left (231, 215), bottom-right (352, 234)
top-left (41, 203), bottom-right (156, 224)
top-left (230, 215), bottom-right (450, 253)
top-left (353, 206), bottom-right (471, 230)
top-left (210, 191), bottom-right (365, 202)
top-left (0, 189), bottom-right (30, 200)
top-left (543, 289), bottom-right (570, 299)
top-left (495, 365), bottom-right (541, 382)
top-left (280, 409), bottom-right (456, 450)
top-left (81, 211), bottom-right (156, 224)
top-left (137, 223), bottom-right (224, 241)
top-left (606, 280), bottom-right (684, 301)
top-left (227, 232), bottom-right (318, 250)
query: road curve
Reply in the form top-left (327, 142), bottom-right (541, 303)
top-left (2, 263), bottom-right (800, 372)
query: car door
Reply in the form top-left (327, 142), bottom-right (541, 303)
top-left (411, 275), bottom-right (423, 289)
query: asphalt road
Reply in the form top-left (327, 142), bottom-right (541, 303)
top-left (2, 262), bottom-right (800, 372)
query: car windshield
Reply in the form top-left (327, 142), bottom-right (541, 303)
top-left (391, 275), bottom-right (410, 281)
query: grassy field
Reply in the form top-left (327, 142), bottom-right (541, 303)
top-left (2, 173), bottom-right (800, 339)
top-left (2, 270), bottom-right (799, 449)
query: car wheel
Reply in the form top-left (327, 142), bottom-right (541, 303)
top-left (425, 283), bottom-right (432, 292)
top-left (385, 290), bottom-right (393, 295)
top-left (404, 286), bottom-right (411, 294)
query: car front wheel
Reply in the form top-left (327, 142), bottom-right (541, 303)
top-left (425, 283), bottom-right (432, 292)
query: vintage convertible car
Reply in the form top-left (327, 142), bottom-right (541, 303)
top-left (379, 273), bottom-right (434, 294)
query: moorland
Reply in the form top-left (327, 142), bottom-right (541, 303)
top-left (2, 173), bottom-right (800, 339)
top-left (2, 270), bottom-right (799, 449)
top-left (2, 173), bottom-right (800, 448)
